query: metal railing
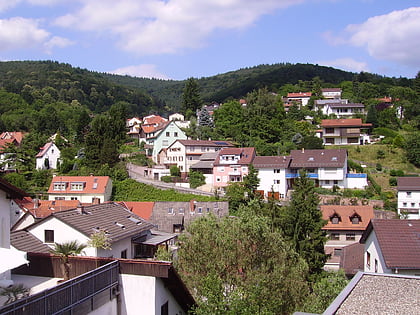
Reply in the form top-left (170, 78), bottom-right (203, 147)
top-left (0, 261), bottom-right (119, 315)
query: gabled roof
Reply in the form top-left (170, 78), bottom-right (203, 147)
top-left (120, 201), bottom-right (155, 220)
top-left (321, 118), bottom-right (372, 128)
top-left (47, 176), bottom-right (111, 195)
top-left (321, 205), bottom-right (374, 231)
top-left (0, 132), bottom-right (25, 152)
top-left (214, 147), bottom-right (256, 166)
top-left (14, 197), bottom-right (88, 218)
top-left (11, 230), bottom-right (51, 253)
top-left (0, 177), bottom-right (28, 199)
top-left (175, 140), bottom-right (234, 147)
top-left (142, 115), bottom-right (168, 125)
top-left (287, 92), bottom-right (312, 98)
top-left (328, 103), bottom-right (364, 108)
top-left (360, 219), bottom-right (420, 269)
top-left (339, 242), bottom-right (364, 276)
top-left (28, 203), bottom-right (154, 243)
top-left (397, 177), bottom-right (420, 191)
top-left (289, 149), bottom-right (347, 168)
top-left (36, 142), bottom-right (57, 158)
top-left (253, 155), bottom-right (292, 168)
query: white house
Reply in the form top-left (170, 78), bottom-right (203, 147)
top-left (164, 139), bottom-right (234, 176)
top-left (321, 119), bottom-right (372, 145)
top-left (321, 88), bottom-right (342, 99)
top-left (287, 92), bottom-right (312, 107)
top-left (323, 103), bottom-right (365, 118)
top-left (397, 177), bottom-right (420, 219)
top-left (253, 155), bottom-right (291, 200)
top-left (360, 219), bottom-right (420, 276)
top-left (47, 175), bottom-right (112, 203)
top-left (25, 202), bottom-right (159, 259)
top-left (35, 142), bottom-right (61, 170)
top-left (151, 121), bottom-right (188, 164)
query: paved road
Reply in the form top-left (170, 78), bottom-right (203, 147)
top-left (126, 163), bottom-right (214, 197)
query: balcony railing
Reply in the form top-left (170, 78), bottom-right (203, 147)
top-left (286, 173), bottom-right (318, 179)
top-left (346, 173), bottom-right (367, 178)
top-left (0, 261), bottom-right (119, 315)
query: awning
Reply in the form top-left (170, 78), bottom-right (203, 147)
top-left (137, 231), bottom-right (177, 246)
top-left (0, 248), bottom-right (29, 274)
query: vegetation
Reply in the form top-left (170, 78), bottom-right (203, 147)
top-left (0, 284), bottom-right (30, 305)
top-left (189, 170), bottom-right (206, 189)
top-left (50, 241), bottom-right (87, 281)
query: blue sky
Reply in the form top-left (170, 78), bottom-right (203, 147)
top-left (1, 0), bottom-right (419, 80)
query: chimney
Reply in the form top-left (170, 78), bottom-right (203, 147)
top-left (76, 205), bottom-right (84, 214)
top-left (33, 198), bottom-right (40, 209)
top-left (301, 148), bottom-right (305, 153)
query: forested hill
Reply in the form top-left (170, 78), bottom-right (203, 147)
top-left (0, 60), bottom-right (161, 116)
top-left (102, 63), bottom-right (413, 109)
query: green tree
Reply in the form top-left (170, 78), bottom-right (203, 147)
top-left (182, 78), bottom-right (202, 118)
top-left (280, 171), bottom-right (328, 276)
top-left (189, 170), bottom-right (205, 189)
top-left (405, 133), bottom-right (420, 167)
top-left (366, 104), bottom-right (379, 128)
top-left (177, 212), bottom-right (309, 314)
top-left (242, 164), bottom-right (260, 199)
top-left (50, 240), bottom-right (87, 281)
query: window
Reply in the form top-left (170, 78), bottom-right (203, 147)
top-left (179, 156), bottom-right (183, 161)
top-left (189, 156), bottom-right (193, 160)
top-left (53, 182), bottom-right (66, 191)
top-left (218, 166), bottom-right (225, 172)
top-left (403, 202), bottom-right (407, 207)
top-left (55, 197), bottom-right (65, 200)
top-left (329, 233), bottom-right (340, 240)
top-left (346, 233), bottom-right (355, 241)
top-left (162, 140), bottom-right (168, 146)
top-left (173, 224), bottom-right (183, 233)
top-left (70, 182), bottom-right (84, 191)
top-left (44, 230), bottom-right (54, 243)
top-left (331, 215), bottom-right (340, 224)
top-left (273, 180), bottom-right (280, 184)
top-left (374, 259), bottom-right (378, 273)
top-left (411, 203), bottom-right (415, 207)
top-left (216, 176), bottom-right (221, 182)
top-left (166, 132), bottom-right (170, 137)
top-left (174, 132), bottom-right (178, 137)
top-left (70, 197), bottom-right (78, 200)
top-left (333, 180), bottom-right (338, 185)
top-left (161, 301), bottom-right (168, 315)
top-left (334, 248), bottom-right (342, 257)
top-left (179, 208), bottom-right (185, 214)
top-left (121, 249), bottom-right (127, 259)
top-left (351, 215), bottom-right (360, 224)
top-left (326, 138), bottom-right (334, 144)
top-left (367, 251), bottom-right (371, 269)
top-left (168, 208), bottom-right (174, 214)
top-left (274, 169), bottom-right (280, 173)
top-left (325, 128), bottom-right (334, 134)
top-left (206, 207), bottom-right (210, 213)
top-left (407, 192), bottom-right (412, 197)
top-left (197, 207), bottom-right (202, 214)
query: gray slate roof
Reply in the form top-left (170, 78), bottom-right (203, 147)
top-left (397, 177), bottom-right (420, 191)
top-left (37, 202), bottom-right (154, 243)
top-left (11, 230), bottom-right (51, 253)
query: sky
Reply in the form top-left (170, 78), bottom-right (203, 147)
top-left (0, 0), bottom-right (419, 81)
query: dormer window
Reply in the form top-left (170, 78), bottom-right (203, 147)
top-left (350, 214), bottom-right (361, 224)
top-left (53, 182), bottom-right (67, 191)
top-left (308, 157), bottom-right (314, 161)
top-left (70, 182), bottom-right (85, 191)
top-left (330, 213), bottom-right (341, 224)
top-left (331, 157), bottom-right (337, 161)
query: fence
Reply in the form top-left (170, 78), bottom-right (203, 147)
top-left (0, 260), bottom-right (119, 315)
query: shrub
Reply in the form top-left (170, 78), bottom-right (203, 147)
top-left (189, 170), bottom-right (206, 189)
top-left (376, 150), bottom-right (385, 159)
top-left (376, 163), bottom-right (382, 171)
top-left (161, 176), bottom-right (173, 183)
top-left (372, 127), bottom-right (398, 138)
top-left (389, 177), bottom-right (397, 186)
top-left (170, 165), bottom-right (181, 177)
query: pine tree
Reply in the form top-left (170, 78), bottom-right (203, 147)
top-left (281, 171), bottom-right (328, 275)
top-left (182, 77), bottom-right (202, 118)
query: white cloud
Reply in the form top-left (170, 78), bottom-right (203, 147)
top-left (54, 0), bottom-right (304, 55)
top-left (327, 7), bottom-right (420, 68)
top-left (0, 0), bottom-right (21, 12)
top-left (0, 17), bottom-right (72, 52)
top-left (110, 64), bottom-right (171, 80)
top-left (317, 58), bottom-right (369, 73)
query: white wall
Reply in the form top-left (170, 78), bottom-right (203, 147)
top-left (119, 274), bottom-right (185, 315)
top-left (36, 143), bottom-right (61, 170)
top-left (257, 168), bottom-right (287, 198)
top-left (398, 190), bottom-right (420, 219)
top-left (364, 231), bottom-right (390, 274)
top-left (346, 176), bottom-right (368, 189)
top-left (0, 190), bottom-right (10, 248)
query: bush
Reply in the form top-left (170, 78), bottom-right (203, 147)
top-left (161, 176), bottom-right (173, 183)
top-left (376, 150), bottom-right (385, 159)
top-left (389, 177), bottom-right (397, 186)
top-left (373, 127), bottom-right (398, 138)
top-left (189, 170), bottom-right (206, 189)
top-left (376, 163), bottom-right (382, 171)
top-left (389, 169), bottom-right (404, 177)
top-left (170, 165), bottom-right (181, 177)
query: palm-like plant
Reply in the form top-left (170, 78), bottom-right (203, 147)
top-left (50, 240), bottom-right (86, 281)
top-left (0, 284), bottom-right (30, 305)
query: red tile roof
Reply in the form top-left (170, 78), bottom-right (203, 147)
top-left (253, 155), bottom-right (292, 168)
top-left (321, 205), bottom-right (374, 231)
top-left (0, 132), bottom-right (25, 152)
top-left (214, 147), bottom-right (256, 166)
top-left (360, 219), bottom-right (420, 269)
top-left (176, 140), bottom-right (234, 147)
top-left (287, 92), bottom-right (312, 98)
top-left (47, 176), bottom-right (111, 195)
top-left (17, 198), bottom-right (88, 218)
top-left (321, 118), bottom-right (364, 127)
top-left (120, 201), bottom-right (155, 220)
top-left (397, 177), bottom-right (420, 191)
top-left (35, 142), bottom-right (54, 158)
top-left (143, 115), bottom-right (167, 125)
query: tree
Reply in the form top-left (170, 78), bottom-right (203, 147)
top-left (405, 133), bottom-right (420, 167)
top-left (176, 211), bottom-right (309, 314)
top-left (365, 104), bottom-right (378, 128)
top-left (242, 164), bottom-right (260, 199)
top-left (0, 284), bottom-right (30, 305)
top-left (280, 171), bottom-right (328, 276)
top-left (189, 170), bottom-right (205, 189)
top-left (182, 77), bottom-right (202, 118)
top-left (50, 240), bottom-right (87, 281)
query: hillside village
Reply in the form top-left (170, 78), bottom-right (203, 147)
top-left (0, 62), bottom-right (419, 314)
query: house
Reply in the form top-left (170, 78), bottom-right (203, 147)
top-left (149, 121), bottom-right (188, 163)
top-left (0, 131), bottom-right (25, 171)
top-left (126, 117), bottom-right (142, 141)
top-left (164, 139), bottom-right (234, 176)
top-left (47, 175), bottom-right (112, 203)
top-left (287, 92), bottom-right (312, 107)
top-left (35, 142), bottom-right (61, 170)
top-left (169, 112), bottom-right (190, 129)
top-left (321, 205), bottom-right (374, 271)
top-left (139, 114), bottom-right (168, 146)
top-left (323, 272), bottom-right (420, 315)
top-left (397, 177), bottom-right (420, 219)
top-left (320, 118), bottom-right (372, 145)
top-left (360, 219), bottom-right (420, 275)
top-left (213, 147), bottom-right (256, 192)
top-left (23, 202), bottom-right (176, 259)
top-left (288, 149), bottom-right (368, 191)
top-left (321, 87), bottom-right (342, 99)
top-left (253, 155), bottom-right (292, 200)
top-left (0, 178), bottom-right (29, 284)
top-left (323, 103), bottom-right (365, 118)
top-left (314, 98), bottom-right (348, 113)
top-left (339, 242), bottom-right (364, 277)
top-left (190, 152), bottom-right (221, 186)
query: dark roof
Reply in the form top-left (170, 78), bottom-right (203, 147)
top-left (324, 272), bottom-right (420, 315)
top-left (360, 219), bottom-right (420, 269)
top-left (289, 149), bottom-right (347, 168)
top-left (214, 147), bottom-right (256, 166)
top-left (397, 177), bottom-right (420, 191)
top-left (11, 230), bottom-right (51, 253)
top-left (0, 177), bottom-right (28, 198)
top-left (176, 139), bottom-right (234, 147)
top-left (30, 203), bottom-right (154, 243)
top-left (253, 155), bottom-right (292, 168)
top-left (339, 242), bottom-right (364, 276)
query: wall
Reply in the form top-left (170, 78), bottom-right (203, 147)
top-left (397, 190), bottom-right (420, 219)
top-left (0, 190), bottom-right (10, 248)
top-left (257, 167), bottom-right (287, 198)
top-left (364, 231), bottom-right (390, 274)
top-left (119, 274), bottom-right (184, 315)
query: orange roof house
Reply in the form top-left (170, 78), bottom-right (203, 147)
top-left (47, 175), bottom-right (112, 203)
top-left (0, 132), bottom-right (25, 152)
top-left (120, 201), bottom-right (155, 220)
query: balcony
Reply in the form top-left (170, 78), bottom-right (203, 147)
top-left (286, 173), bottom-right (318, 179)
top-left (346, 173), bottom-right (367, 178)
